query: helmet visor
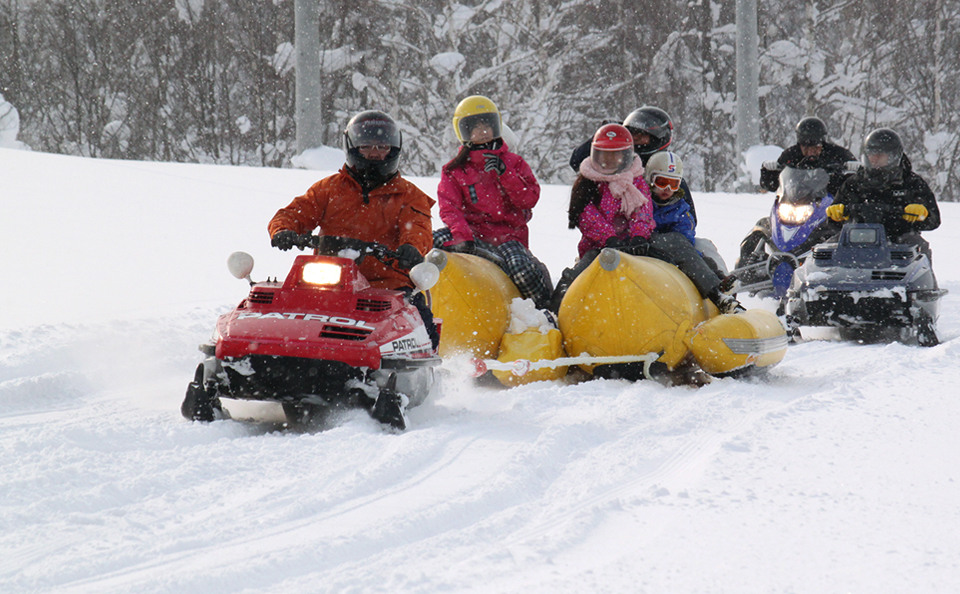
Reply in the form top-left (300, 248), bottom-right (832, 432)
top-left (458, 112), bottom-right (501, 144)
top-left (590, 147), bottom-right (633, 175)
top-left (625, 111), bottom-right (658, 134)
top-left (346, 117), bottom-right (401, 149)
top-left (862, 148), bottom-right (901, 172)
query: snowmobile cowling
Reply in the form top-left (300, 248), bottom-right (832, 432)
top-left (182, 241), bottom-right (440, 430)
top-left (214, 255), bottom-right (433, 368)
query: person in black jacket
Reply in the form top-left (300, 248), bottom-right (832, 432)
top-left (570, 106), bottom-right (697, 222)
top-left (826, 128), bottom-right (940, 261)
top-left (760, 117), bottom-right (856, 196)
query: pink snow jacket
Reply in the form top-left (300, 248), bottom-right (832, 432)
top-left (437, 142), bottom-right (540, 247)
top-left (572, 156), bottom-right (654, 257)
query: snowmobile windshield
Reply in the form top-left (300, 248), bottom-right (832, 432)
top-left (777, 167), bottom-right (830, 205)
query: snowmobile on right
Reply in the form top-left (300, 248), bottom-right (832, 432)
top-left (783, 203), bottom-right (947, 346)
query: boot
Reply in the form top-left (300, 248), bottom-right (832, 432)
top-left (371, 389), bottom-right (406, 430)
top-left (717, 273), bottom-right (739, 294)
top-left (708, 288), bottom-right (746, 315)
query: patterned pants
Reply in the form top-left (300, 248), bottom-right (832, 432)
top-left (433, 228), bottom-right (554, 310)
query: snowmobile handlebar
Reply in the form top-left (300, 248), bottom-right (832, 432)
top-left (841, 203), bottom-right (899, 225)
top-left (292, 234), bottom-right (418, 270)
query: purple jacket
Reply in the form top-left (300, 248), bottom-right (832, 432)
top-left (437, 143), bottom-right (540, 247)
top-left (577, 176), bottom-right (654, 257)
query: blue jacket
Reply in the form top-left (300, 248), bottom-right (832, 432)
top-left (653, 190), bottom-right (696, 244)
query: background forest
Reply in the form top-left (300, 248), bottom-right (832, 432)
top-left (1, 0), bottom-right (958, 198)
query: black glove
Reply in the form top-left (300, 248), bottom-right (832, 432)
top-left (271, 229), bottom-right (298, 251)
top-left (445, 240), bottom-right (476, 254)
top-left (395, 243), bottom-right (424, 270)
top-left (483, 153), bottom-right (506, 175)
top-left (620, 235), bottom-right (649, 256)
top-left (604, 236), bottom-right (623, 249)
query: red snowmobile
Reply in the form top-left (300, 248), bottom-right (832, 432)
top-left (181, 235), bottom-right (441, 430)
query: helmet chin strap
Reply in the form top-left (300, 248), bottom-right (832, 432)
top-left (464, 138), bottom-right (502, 151)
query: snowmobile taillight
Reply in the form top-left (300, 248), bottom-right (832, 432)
top-left (302, 262), bottom-right (342, 286)
top-left (777, 202), bottom-right (814, 225)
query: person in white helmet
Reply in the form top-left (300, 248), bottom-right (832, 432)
top-left (645, 151), bottom-right (745, 315)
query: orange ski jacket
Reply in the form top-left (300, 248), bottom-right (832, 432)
top-left (268, 168), bottom-right (435, 290)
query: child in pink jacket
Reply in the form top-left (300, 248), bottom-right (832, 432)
top-left (547, 123), bottom-right (653, 311)
top-left (434, 96), bottom-right (553, 310)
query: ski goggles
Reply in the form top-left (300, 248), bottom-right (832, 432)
top-left (651, 175), bottom-right (681, 192)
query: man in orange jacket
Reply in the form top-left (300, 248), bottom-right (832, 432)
top-left (268, 110), bottom-right (438, 346)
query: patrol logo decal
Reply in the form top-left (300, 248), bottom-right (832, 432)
top-left (236, 312), bottom-right (375, 330)
top-left (391, 338), bottom-right (420, 352)
top-left (380, 328), bottom-right (431, 356)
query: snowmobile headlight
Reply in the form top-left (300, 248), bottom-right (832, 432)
top-left (777, 202), bottom-right (814, 225)
top-left (302, 262), bottom-right (342, 286)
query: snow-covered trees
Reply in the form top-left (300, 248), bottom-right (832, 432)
top-left (2, 0), bottom-right (958, 199)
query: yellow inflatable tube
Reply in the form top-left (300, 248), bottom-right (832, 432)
top-left (559, 249), bottom-right (708, 371)
top-left (686, 309), bottom-right (788, 375)
top-left (558, 249), bottom-right (787, 377)
top-left (425, 249), bottom-right (521, 359)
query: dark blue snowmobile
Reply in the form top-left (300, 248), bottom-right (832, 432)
top-left (783, 203), bottom-right (946, 347)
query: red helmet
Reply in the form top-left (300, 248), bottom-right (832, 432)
top-left (590, 124), bottom-right (634, 174)
top-left (592, 124), bottom-right (633, 150)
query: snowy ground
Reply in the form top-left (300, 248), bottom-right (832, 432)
top-left (2, 147), bottom-right (959, 594)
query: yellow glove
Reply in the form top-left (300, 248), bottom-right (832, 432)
top-left (826, 204), bottom-right (848, 222)
top-left (903, 203), bottom-right (928, 223)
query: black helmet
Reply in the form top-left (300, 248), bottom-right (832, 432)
top-left (861, 128), bottom-right (903, 184)
top-left (343, 110), bottom-right (402, 186)
top-left (623, 106), bottom-right (673, 156)
top-left (795, 117), bottom-right (827, 146)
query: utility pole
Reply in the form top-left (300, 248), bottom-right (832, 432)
top-left (295, 0), bottom-right (323, 153)
top-left (735, 0), bottom-right (760, 190)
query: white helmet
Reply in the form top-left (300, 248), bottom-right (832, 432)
top-left (644, 151), bottom-right (684, 205)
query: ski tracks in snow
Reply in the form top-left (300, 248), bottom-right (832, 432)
top-left (3, 300), bottom-right (959, 593)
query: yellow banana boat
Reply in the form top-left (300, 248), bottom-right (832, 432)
top-left (425, 249), bottom-right (567, 386)
top-left (425, 249), bottom-right (521, 359)
top-left (559, 248), bottom-right (787, 377)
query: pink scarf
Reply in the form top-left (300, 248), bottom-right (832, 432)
top-left (578, 155), bottom-right (648, 216)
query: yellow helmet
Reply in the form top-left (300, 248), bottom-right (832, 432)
top-left (452, 95), bottom-right (502, 143)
